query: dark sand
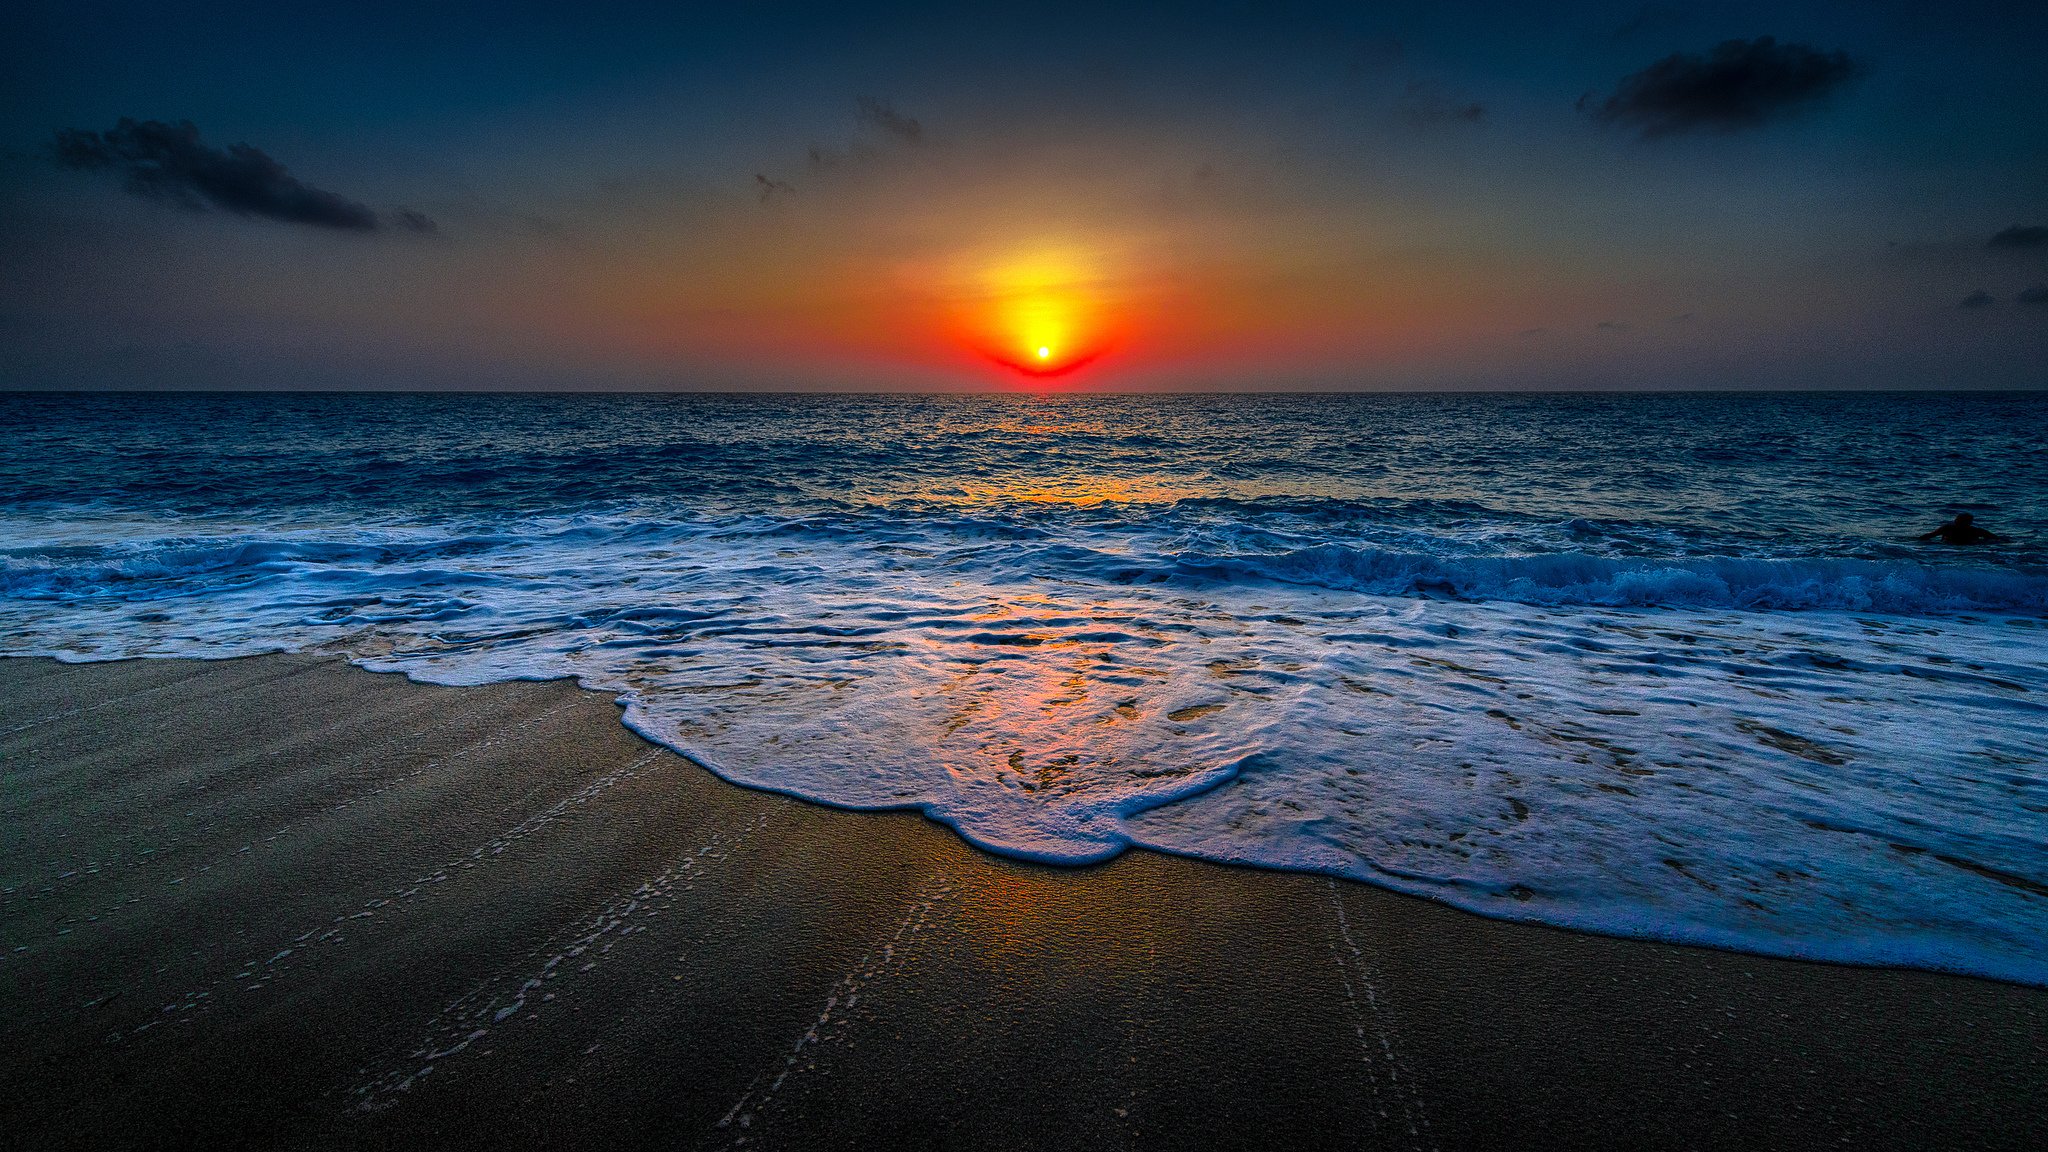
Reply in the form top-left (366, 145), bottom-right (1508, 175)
top-left (2, 655), bottom-right (2042, 1151)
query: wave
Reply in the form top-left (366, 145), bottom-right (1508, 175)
top-left (1164, 544), bottom-right (2048, 614)
top-left (0, 537), bottom-right (513, 597)
top-left (7, 515), bottom-right (2045, 619)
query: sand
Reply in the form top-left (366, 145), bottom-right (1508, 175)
top-left (1, 653), bottom-right (2042, 1150)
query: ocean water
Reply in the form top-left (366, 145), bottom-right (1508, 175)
top-left (4, 391), bottom-right (2046, 984)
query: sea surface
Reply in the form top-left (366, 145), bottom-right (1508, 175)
top-left (4, 391), bottom-right (2046, 984)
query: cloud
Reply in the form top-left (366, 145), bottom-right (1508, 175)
top-left (856, 97), bottom-right (922, 144)
top-left (800, 98), bottom-right (927, 175)
top-left (1583, 37), bottom-right (1860, 138)
top-left (754, 173), bottom-right (795, 203)
top-left (391, 209), bottom-right (439, 234)
top-left (1596, 320), bottom-right (1632, 331)
top-left (1987, 225), bottom-right (2048, 249)
top-left (2018, 285), bottom-right (2048, 305)
top-left (1959, 290), bottom-right (1995, 309)
top-left (51, 118), bottom-right (416, 232)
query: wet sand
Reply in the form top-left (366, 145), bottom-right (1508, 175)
top-left (2, 653), bottom-right (2042, 1150)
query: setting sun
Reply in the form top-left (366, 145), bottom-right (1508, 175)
top-left (944, 246), bottom-right (1122, 379)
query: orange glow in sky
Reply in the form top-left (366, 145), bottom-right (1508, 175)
top-left (954, 248), bottom-right (1119, 379)
top-left (517, 163), bottom-right (1579, 393)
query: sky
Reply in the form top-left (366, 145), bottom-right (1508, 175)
top-left (2, 0), bottom-right (2045, 391)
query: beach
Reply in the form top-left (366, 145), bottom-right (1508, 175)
top-left (12, 0), bottom-right (2048, 1144)
top-left (2, 653), bottom-right (2041, 1150)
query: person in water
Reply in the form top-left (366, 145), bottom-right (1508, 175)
top-left (1919, 512), bottom-right (2005, 545)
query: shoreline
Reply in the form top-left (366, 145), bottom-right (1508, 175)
top-left (30, 646), bottom-right (2048, 991)
top-left (3, 653), bottom-right (2043, 1149)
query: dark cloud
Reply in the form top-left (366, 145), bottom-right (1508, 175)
top-left (391, 209), bottom-right (439, 234)
top-left (1987, 225), bottom-right (2048, 249)
top-left (53, 118), bottom-right (386, 231)
top-left (2018, 285), bottom-right (2048, 305)
top-left (755, 173), bottom-right (795, 203)
top-left (1583, 38), bottom-right (1860, 139)
top-left (1959, 290), bottom-right (1996, 309)
top-left (856, 98), bottom-right (922, 144)
top-left (1596, 320), bottom-right (1632, 331)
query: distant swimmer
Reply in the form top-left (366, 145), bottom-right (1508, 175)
top-left (1918, 512), bottom-right (2005, 545)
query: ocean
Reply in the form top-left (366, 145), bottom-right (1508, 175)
top-left (4, 391), bottom-right (2045, 984)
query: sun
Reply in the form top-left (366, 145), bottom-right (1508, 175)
top-left (948, 247), bottom-right (1117, 379)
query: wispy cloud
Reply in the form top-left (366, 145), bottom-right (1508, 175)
top-left (856, 97), bottom-right (923, 144)
top-left (392, 208), bottom-right (439, 234)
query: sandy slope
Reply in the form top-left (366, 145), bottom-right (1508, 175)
top-left (1, 654), bottom-right (2041, 1150)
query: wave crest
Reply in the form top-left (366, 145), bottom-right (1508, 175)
top-left (1167, 545), bottom-right (2048, 614)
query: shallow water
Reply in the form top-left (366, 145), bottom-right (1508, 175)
top-left (4, 392), bottom-right (2045, 983)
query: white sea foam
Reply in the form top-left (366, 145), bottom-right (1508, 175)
top-left (5, 510), bottom-right (2045, 986)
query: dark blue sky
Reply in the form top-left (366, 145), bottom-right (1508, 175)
top-left (3, 1), bottom-right (2044, 389)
